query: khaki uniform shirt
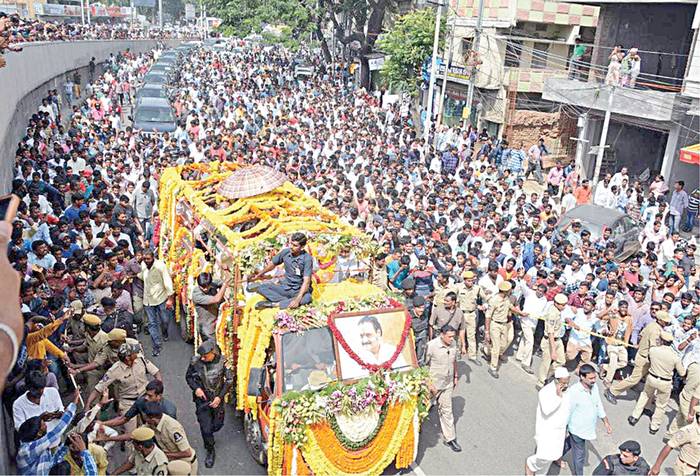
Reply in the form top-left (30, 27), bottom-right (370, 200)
top-left (668, 423), bottom-right (700, 467)
top-left (131, 445), bottom-right (169, 476)
top-left (369, 264), bottom-right (388, 291)
top-left (94, 356), bottom-right (159, 399)
top-left (487, 294), bottom-right (515, 324)
top-left (543, 307), bottom-right (564, 338)
top-left (154, 414), bottom-right (195, 461)
top-left (648, 345), bottom-right (686, 379)
top-left (86, 331), bottom-right (109, 361)
top-left (93, 337), bottom-right (141, 370)
top-left (432, 282), bottom-right (456, 310)
top-left (455, 283), bottom-right (483, 313)
top-left (425, 336), bottom-right (457, 391)
top-left (430, 306), bottom-right (464, 332)
top-left (638, 322), bottom-right (663, 359)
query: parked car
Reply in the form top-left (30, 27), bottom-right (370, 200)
top-left (556, 204), bottom-right (641, 261)
top-left (132, 97), bottom-right (176, 133)
top-left (142, 72), bottom-right (169, 85)
top-left (136, 84), bottom-right (169, 105)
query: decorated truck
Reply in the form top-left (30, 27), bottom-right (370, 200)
top-left (159, 162), bottom-right (430, 475)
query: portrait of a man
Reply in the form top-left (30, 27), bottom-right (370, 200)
top-left (334, 310), bottom-right (414, 380)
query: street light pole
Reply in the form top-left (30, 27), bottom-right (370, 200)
top-left (436, 16), bottom-right (456, 128)
top-left (158, 0), bottom-right (162, 27)
top-left (592, 86), bottom-right (615, 185)
top-left (423, 1), bottom-right (443, 147)
top-left (465, 0), bottom-right (484, 128)
top-left (80, 0), bottom-right (85, 25)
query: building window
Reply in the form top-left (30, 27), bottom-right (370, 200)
top-left (461, 37), bottom-right (473, 57)
top-left (505, 40), bottom-right (522, 68)
top-left (531, 42), bottom-right (549, 69)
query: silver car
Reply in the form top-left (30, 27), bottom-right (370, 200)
top-left (557, 204), bottom-right (641, 261)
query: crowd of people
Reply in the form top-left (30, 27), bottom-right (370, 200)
top-left (0, 34), bottom-right (698, 475)
top-left (0, 13), bottom-right (197, 68)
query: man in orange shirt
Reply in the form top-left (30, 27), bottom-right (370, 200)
top-left (574, 179), bottom-right (592, 205)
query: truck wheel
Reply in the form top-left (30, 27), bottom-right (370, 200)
top-left (244, 411), bottom-right (267, 466)
top-left (179, 303), bottom-right (193, 343)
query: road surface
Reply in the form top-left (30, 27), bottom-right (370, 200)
top-left (149, 321), bottom-right (677, 475)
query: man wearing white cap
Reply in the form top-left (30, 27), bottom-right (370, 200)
top-left (526, 367), bottom-right (571, 475)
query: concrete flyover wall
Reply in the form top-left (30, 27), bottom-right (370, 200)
top-left (0, 39), bottom-right (182, 192)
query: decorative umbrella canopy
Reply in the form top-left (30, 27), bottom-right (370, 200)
top-left (217, 165), bottom-right (288, 199)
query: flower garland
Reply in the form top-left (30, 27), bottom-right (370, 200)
top-left (327, 302), bottom-right (409, 372)
top-left (327, 404), bottom-right (387, 450)
top-left (299, 397), bottom-right (417, 476)
top-left (272, 368), bottom-right (429, 449)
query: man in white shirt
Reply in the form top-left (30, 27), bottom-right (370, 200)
top-left (564, 298), bottom-right (599, 369)
top-left (594, 176), bottom-right (613, 207)
top-left (517, 283), bottom-right (550, 372)
top-left (12, 371), bottom-right (64, 447)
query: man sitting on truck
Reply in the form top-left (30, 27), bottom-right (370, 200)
top-left (249, 232), bottom-right (313, 310)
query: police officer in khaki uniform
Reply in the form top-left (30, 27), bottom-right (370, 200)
top-left (86, 343), bottom-right (161, 437)
top-left (605, 309), bottom-right (670, 404)
top-left (432, 272), bottom-right (456, 314)
top-left (113, 426), bottom-right (169, 476)
top-left (648, 410), bottom-right (700, 476)
top-left (628, 331), bottom-right (685, 434)
top-left (455, 270), bottom-right (485, 364)
top-left (425, 324), bottom-right (461, 453)
top-left (536, 294), bottom-right (567, 389)
top-left (668, 319), bottom-right (700, 438)
top-left (72, 328), bottom-right (141, 390)
top-left (485, 281), bottom-right (528, 379)
top-left (167, 460), bottom-right (192, 476)
top-left (429, 292), bottom-right (464, 342)
top-left (142, 401), bottom-right (198, 475)
top-left (69, 314), bottom-right (109, 388)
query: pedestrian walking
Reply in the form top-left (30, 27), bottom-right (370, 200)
top-left (425, 325), bottom-right (461, 452)
top-left (560, 364), bottom-right (613, 475)
top-left (142, 401), bottom-right (198, 474)
top-left (526, 367), bottom-right (571, 476)
top-left (485, 281), bottom-right (528, 379)
top-left (455, 270), bottom-right (486, 364)
top-left (140, 250), bottom-right (174, 357)
top-left (185, 340), bottom-right (232, 468)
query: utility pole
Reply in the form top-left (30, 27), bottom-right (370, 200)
top-left (158, 0), bottom-right (162, 28)
top-left (80, 0), bottom-right (85, 25)
top-left (436, 16), bottom-right (456, 129)
top-left (423, 0), bottom-right (443, 148)
top-left (86, 1), bottom-right (91, 25)
top-left (465, 0), bottom-right (484, 128)
top-left (592, 85), bottom-right (615, 185)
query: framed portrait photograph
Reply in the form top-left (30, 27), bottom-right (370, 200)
top-left (331, 308), bottom-right (417, 381)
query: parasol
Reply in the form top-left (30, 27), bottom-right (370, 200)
top-left (217, 165), bottom-right (288, 199)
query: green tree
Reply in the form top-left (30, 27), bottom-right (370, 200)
top-left (377, 8), bottom-right (444, 95)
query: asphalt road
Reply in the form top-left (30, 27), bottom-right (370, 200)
top-left (138, 319), bottom-right (683, 476)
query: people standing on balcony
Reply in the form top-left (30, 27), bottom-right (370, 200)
top-left (605, 51), bottom-right (623, 86)
top-left (568, 38), bottom-right (589, 81)
top-left (621, 48), bottom-right (641, 88)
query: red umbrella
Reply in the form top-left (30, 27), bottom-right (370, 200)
top-left (217, 165), bottom-right (288, 199)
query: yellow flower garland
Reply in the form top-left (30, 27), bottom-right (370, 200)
top-left (268, 398), bottom-right (417, 476)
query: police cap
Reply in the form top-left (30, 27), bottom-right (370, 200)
top-left (412, 296), bottom-right (426, 308)
top-left (197, 340), bottom-right (217, 356)
top-left (131, 426), bottom-right (155, 442)
top-left (107, 328), bottom-right (127, 341)
top-left (167, 460), bottom-right (192, 475)
top-left (82, 314), bottom-right (101, 326)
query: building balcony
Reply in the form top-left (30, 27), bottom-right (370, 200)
top-left (542, 77), bottom-right (681, 122)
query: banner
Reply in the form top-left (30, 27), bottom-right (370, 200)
top-left (185, 3), bottom-right (195, 19)
top-left (133, 0), bottom-right (156, 8)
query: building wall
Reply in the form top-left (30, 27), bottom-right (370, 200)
top-left (0, 39), bottom-right (182, 193)
top-left (591, 3), bottom-right (695, 84)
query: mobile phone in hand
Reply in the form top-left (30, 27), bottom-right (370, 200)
top-left (0, 194), bottom-right (19, 223)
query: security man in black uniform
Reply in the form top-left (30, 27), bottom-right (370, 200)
top-left (409, 296), bottom-right (429, 364)
top-left (185, 340), bottom-right (232, 468)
